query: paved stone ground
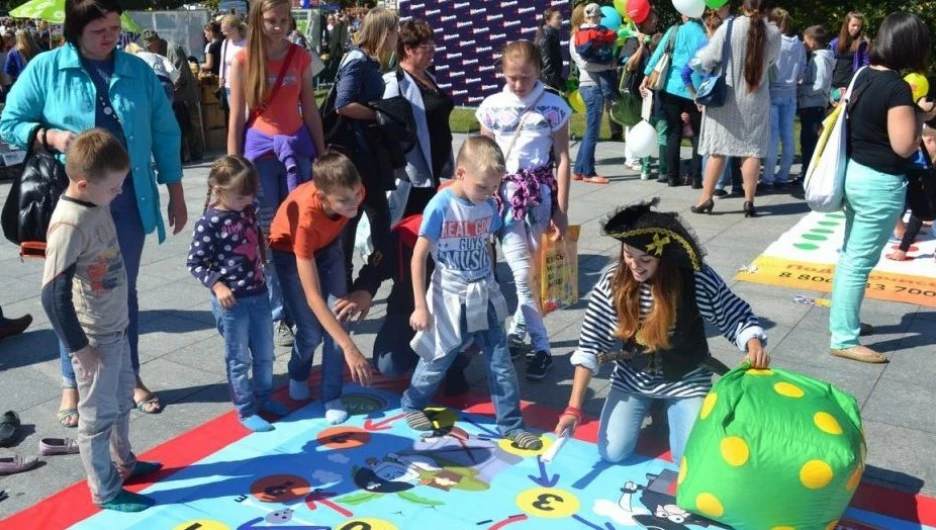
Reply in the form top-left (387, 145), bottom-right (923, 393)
top-left (1, 136), bottom-right (934, 519)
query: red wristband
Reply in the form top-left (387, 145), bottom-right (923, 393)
top-left (562, 406), bottom-right (583, 423)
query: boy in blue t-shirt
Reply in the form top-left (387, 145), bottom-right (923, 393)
top-left (402, 136), bottom-right (542, 450)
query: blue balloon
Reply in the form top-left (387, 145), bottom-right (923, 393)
top-left (600, 5), bottom-right (623, 31)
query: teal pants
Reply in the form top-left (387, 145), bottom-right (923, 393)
top-left (829, 160), bottom-right (907, 349)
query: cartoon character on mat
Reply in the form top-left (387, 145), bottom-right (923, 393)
top-left (337, 427), bottom-right (523, 507)
top-left (594, 470), bottom-right (730, 529)
top-left (237, 508), bottom-right (330, 529)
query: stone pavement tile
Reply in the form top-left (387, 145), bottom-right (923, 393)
top-left (137, 313), bottom-right (217, 364)
top-left (880, 320), bottom-right (936, 388)
top-left (140, 384), bottom-right (237, 438)
top-left (862, 419), bottom-right (936, 496)
top-left (862, 377), bottom-right (936, 435)
top-left (766, 358), bottom-right (879, 410)
top-left (133, 358), bottom-right (227, 412)
top-left (162, 336), bottom-right (228, 379)
top-left (914, 308), bottom-right (936, 321)
top-left (728, 283), bottom-right (812, 329)
top-left (0, 370), bottom-right (59, 415)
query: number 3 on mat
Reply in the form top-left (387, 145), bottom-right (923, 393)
top-left (517, 487), bottom-right (580, 519)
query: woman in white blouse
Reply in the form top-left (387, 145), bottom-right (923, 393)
top-left (219, 14), bottom-right (247, 103)
top-left (553, 199), bottom-right (769, 465)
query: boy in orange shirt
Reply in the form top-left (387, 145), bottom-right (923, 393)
top-left (269, 151), bottom-right (372, 424)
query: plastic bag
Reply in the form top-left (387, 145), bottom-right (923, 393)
top-left (677, 363), bottom-right (865, 529)
top-left (538, 225), bottom-right (580, 315)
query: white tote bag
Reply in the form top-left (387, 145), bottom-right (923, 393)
top-left (803, 67), bottom-right (867, 212)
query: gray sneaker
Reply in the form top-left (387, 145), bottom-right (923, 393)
top-left (275, 321), bottom-right (294, 348)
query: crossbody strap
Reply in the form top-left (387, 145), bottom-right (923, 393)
top-left (504, 91), bottom-right (547, 163)
top-left (719, 18), bottom-right (734, 76)
top-left (247, 44), bottom-right (298, 128)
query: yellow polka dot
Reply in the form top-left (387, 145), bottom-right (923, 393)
top-left (700, 393), bottom-right (717, 420)
top-left (800, 460), bottom-right (834, 489)
top-left (746, 369), bottom-right (775, 376)
top-left (771, 526), bottom-right (796, 530)
top-left (695, 492), bottom-right (724, 518)
top-left (814, 412), bottom-right (843, 435)
top-left (678, 457), bottom-right (687, 485)
top-left (774, 382), bottom-right (805, 398)
top-left (826, 520), bottom-right (839, 530)
top-left (720, 436), bottom-right (750, 467)
top-left (846, 465), bottom-right (863, 491)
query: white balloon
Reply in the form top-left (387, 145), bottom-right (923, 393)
top-left (673, 0), bottom-right (706, 18)
top-left (626, 120), bottom-right (657, 158)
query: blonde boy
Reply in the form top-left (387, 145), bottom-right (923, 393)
top-left (41, 129), bottom-right (161, 512)
top-left (403, 136), bottom-right (542, 450)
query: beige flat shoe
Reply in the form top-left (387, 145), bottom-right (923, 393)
top-left (830, 346), bottom-right (888, 364)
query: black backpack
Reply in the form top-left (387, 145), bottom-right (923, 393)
top-left (1, 126), bottom-right (69, 258)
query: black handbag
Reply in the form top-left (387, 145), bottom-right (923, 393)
top-left (907, 142), bottom-right (936, 221)
top-left (1, 126), bottom-right (69, 258)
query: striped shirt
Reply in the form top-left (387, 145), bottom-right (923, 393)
top-left (570, 263), bottom-right (766, 398)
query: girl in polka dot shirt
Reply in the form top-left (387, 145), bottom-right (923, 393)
top-left (186, 156), bottom-right (290, 432)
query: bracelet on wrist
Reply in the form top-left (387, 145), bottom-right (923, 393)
top-left (562, 406), bottom-right (583, 422)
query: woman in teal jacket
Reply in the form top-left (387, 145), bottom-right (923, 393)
top-left (640, 16), bottom-right (707, 187)
top-left (0, 0), bottom-right (185, 426)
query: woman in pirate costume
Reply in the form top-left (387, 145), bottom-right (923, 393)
top-left (553, 198), bottom-right (769, 465)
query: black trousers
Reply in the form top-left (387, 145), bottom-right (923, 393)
top-left (660, 91), bottom-right (702, 183)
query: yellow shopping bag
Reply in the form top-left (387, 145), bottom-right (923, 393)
top-left (538, 225), bottom-right (580, 315)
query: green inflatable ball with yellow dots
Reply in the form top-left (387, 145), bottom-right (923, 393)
top-left (676, 363), bottom-right (865, 529)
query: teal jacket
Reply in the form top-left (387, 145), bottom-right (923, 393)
top-left (0, 44), bottom-right (183, 242)
top-left (644, 21), bottom-right (708, 101)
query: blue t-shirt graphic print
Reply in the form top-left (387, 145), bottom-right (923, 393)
top-left (419, 188), bottom-right (502, 283)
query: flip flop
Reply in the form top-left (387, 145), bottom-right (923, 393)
top-left (0, 411), bottom-right (20, 447)
top-left (39, 437), bottom-right (80, 456)
top-left (57, 408), bottom-right (79, 428)
top-left (134, 396), bottom-right (162, 414)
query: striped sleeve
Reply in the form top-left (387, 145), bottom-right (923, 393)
top-left (694, 264), bottom-right (767, 352)
top-left (570, 266), bottom-right (621, 374)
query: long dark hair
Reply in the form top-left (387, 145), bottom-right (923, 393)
top-left (869, 12), bottom-right (931, 73)
top-left (742, 0), bottom-right (768, 93)
top-left (535, 7), bottom-right (559, 44)
top-left (836, 11), bottom-right (866, 56)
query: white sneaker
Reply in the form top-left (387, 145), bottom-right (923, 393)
top-left (625, 161), bottom-right (642, 171)
top-left (640, 172), bottom-right (651, 180)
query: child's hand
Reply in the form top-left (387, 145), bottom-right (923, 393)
top-left (554, 413), bottom-right (579, 436)
top-left (680, 112), bottom-right (690, 123)
top-left (410, 308), bottom-right (431, 332)
top-left (550, 210), bottom-right (569, 241)
top-left (212, 283), bottom-right (237, 309)
top-left (334, 290), bottom-right (373, 322)
top-left (71, 345), bottom-right (100, 383)
top-left (344, 348), bottom-right (374, 386)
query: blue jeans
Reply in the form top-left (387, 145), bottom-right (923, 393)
top-left (764, 93), bottom-right (797, 184)
top-left (210, 293), bottom-right (275, 419)
top-left (61, 176), bottom-right (145, 387)
top-left (272, 243), bottom-right (346, 402)
top-left (401, 304), bottom-right (524, 436)
top-left (830, 160), bottom-right (907, 349)
top-left (254, 156), bottom-right (312, 325)
top-left (598, 385), bottom-right (704, 465)
top-left (573, 85), bottom-right (606, 177)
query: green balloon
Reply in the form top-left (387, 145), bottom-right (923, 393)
top-left (617, 27), bottom-right (632, 39)
top-left (705, 0), bottom-right (729, 7)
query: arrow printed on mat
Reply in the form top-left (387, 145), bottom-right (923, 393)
top-left (482, 514), bottom-right (528, 529)
top-left (306, 489), bottom-right (354, 517)
top-left (527, 456), bottom-right (560, 487)
top-left (363, 413), bottom-right (406, 431)
top-left (462, 416), bottom-right (500, 438)
top-left (571, 514), bottom-right (616, 530)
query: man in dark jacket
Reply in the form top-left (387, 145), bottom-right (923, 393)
top-left (536, 8), bottom-right (565, 92)
top-left (334, 214), bottom-right (471, 395)
top-left (141, 29), bottom-right (203, 162)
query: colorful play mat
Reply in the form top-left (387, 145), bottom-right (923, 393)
top-left (736, 211), bottom-right (936, 308)
top-left (2, 380), bottom-right (934, 530)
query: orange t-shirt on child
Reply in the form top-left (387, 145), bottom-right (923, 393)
top-left (235, 43), bottom-right (312, 136)
top-left (269, 181), bottom-right (348, 259)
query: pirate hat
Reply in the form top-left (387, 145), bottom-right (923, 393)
top-left (602, 198), bottom-right (705, 271)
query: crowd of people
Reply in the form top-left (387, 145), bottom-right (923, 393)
top-left (0, 0), bottom-right (931, 520)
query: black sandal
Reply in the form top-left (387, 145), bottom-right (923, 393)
top-left (0, 411), bottom-right (21, 448)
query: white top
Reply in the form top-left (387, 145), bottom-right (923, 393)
top-left (134, 51), bottom-right (180, 84)
top-left (220, 37), bottom-right (246, 88)
top-left (475, 82), bottom-right (571, 174)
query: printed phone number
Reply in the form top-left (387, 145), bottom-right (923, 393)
top-left (780, 272), bottom-right (936, 297)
